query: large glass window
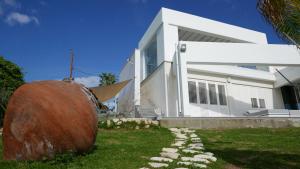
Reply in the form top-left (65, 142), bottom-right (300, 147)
top-left (239, 65), bottom-right (269, 72)
top-left (188, 81), bottom-right (197, 104)
top-left (145, 39), bottom-right (157, 77)
top-left (198, 82), bottom-right (207, 104)
top-left (208, 84), bottom-right (217, 105)
top-left (251, 98), bottom-right (258, 108)
top-left (218, 85), bottom-right (227, 105)
top-left (259, 99), bottom-right (266, 108)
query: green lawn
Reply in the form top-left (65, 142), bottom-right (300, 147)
top-left (0, 128), bottom-right (174, 169)
top-left (1, 127), bottom-right (300, 169)
top-left (197, 127), bottom-right (300, 169)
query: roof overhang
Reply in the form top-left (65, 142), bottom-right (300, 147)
top-left (181, 42), bottom-right (300, 66)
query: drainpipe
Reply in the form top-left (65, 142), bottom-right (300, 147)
top-left (175, 43), bottom-right (182, 117)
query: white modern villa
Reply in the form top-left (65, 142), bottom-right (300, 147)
top-left (117, 8), bottom-right (300, 118)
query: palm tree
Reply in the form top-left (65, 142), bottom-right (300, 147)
top-left (98, 73), bottom-right (117, 86)
top-left (257, 0), bottom-right (300, 48)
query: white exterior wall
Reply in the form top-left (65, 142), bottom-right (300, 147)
top-left (117, 49), bottom-right (140, 113)
top-left (165, 62), bottom-right (179, 117)
top-left (140, 63), bottom-right (167, 116)
top-left (186, 71), bottom-right (285, 117)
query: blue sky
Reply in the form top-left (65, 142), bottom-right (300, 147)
top-left (0, 0), bottom-right (284, 87)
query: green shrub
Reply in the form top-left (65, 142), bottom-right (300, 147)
top-left (98, 119), bottom-right (160, 130)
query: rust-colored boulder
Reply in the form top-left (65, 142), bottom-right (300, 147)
top-left (3, 80), bottom-right (98, 160)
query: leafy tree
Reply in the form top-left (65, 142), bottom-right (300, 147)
top-left (0, 56), bottom-right (24, 126)
top-left (257, 0), bottom-right (300, 48)
top-left (98, 72), bottom-right (116, 86)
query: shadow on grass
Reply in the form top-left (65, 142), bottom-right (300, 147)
top-left (208, 148), bottom-right (300, 169)
top-left (43, 144), bottom-right (99, 165)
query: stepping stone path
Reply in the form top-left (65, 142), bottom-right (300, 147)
top-left (140, 128), bottom-right (217, 168)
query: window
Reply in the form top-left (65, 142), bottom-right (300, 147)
top-left (239, 65), bottom-right (257, 70)
top-left (145, 39), bottom-right (157, 77)
top-left (208, 84), bottom-right (217, 105)
top-left (251, 98), bottom-right (258, 108)
top-left (198, 82), bottom-right (207, 104)
top-left (218, 85), bottom-right (227, 105)
top-left (188, 81), bottom-right (197, 104)
top-left (259, 99), bottom-right (266, 108)
top-left (239, 65), bottom-right (269, 71)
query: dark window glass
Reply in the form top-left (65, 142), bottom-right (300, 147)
top-left (188, 81), bottom-right (197, 104)
top-left (259, 99), bottom-right (266, 108)
top-left (198, 82), bottom-right (207, 104)
top-left (251, 98), bottom-right (258, 108)
top-left (145, 39), bottom-right (157, 76)
top-left (208, 84), bottom-right (217, 105)
top-left (218, 85), bottom-right (227, 105)
top-left (239, 65), bottom-right (257, 70)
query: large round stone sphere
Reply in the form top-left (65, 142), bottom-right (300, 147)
top-left (3, 80), bottom-right (98, 160)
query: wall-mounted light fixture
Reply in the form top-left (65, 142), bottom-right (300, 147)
top-left (126, 58), bottom-right (134, 64)
top-left (180, 44), bottom-right (186, 53)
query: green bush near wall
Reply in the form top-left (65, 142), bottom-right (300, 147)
top-left (98, 118), bottom-right (160, 130)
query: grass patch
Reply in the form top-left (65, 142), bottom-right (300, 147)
top-left (197, 127), bottom-right (300, 169)
top-left (0, 128), bottom-right (174, 169)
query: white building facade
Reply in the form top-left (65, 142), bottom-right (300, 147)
top-left (117, 8), bottom-right (300, 118)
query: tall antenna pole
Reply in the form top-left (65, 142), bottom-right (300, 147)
top-left (69, 49), bottom-right (74, 81)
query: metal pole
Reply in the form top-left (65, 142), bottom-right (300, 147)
top-left (175, 43), bottom-right (182, 117)
top-left (70, 49), bottom-right (74, 81)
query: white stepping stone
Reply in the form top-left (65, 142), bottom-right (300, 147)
top-left (169, 128), bottom-right (180, 132)
top-left (175, 168), bottom-right (188, 169)
top-left (189, 143), bottom-right (204, 147)
top-left (172, 141), bottom-right (185, 147)
top-left (191, 138), bottom-right (202, 142)
top-left (148, 162), bottom-right (168, 168)
top-left (181, 128), bottom-right (195, 133)
top-left (181, 157), bottom-right (210, 164)
top-left (194, 163), bottom-right (207, 168)
top-left (139, 168), bottom-right (150, 169)
top-left (190, 133), bottom-right (198, 138)
top-left (150, 157), bottom-right (173, 162)
top-left (204, 152), bottom-right (214, 156)
top-left (194, 154), bottom-right (217, 162)
top-left (193, 157), bottom-right (210, 164)
top-left (192, 140), bottom-right (202, 143)
top-left (182, 149), bottom-right (199, 154)
top-left (176, 134), bottom-right (188, 139)
top-left (160, 152), bottom-right (180, 159)
top-left (162, 147), bottom-right (178, 153)
top-left (175, 138), bottom-right (187, 141)
top-left (191, 147), bottom-right (204, 150)
top-left (177, 161), bottom-right (192, 166)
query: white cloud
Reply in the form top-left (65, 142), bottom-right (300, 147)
top-left (129, 0), bottom-right (148, 4)
top-left (3, 0), bottom-right (20, 8)
top-left (74, 76), bottom-right (100, 88)
top-left (0, 5), bottom-right (3, 16)
top-left (5, 12), bottom-right (39, 25)
top-left (39, 0), bottom-right (47, 6)
top-left (4, 0), bottom-right (16, 6)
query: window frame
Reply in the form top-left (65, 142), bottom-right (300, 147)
top-left (259, 98), bottom-right (266, 108)
top-left (251, 98), bottom-right (258, 108)
top-left (208, 83), bottom-right (218, 105)
top-left (143, 37), bottom-right (158, 78)
top-left (198, 81), bottom-right (208, 104)
top-left (218, 84), bottom-right (227, 106)
top-left (188, 81), bottom-right (198, 104)
top-left (187, 79), bottom-right (228, 107)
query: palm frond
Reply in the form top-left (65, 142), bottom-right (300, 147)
top-left (257, 0), bottom-right (300, 48)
